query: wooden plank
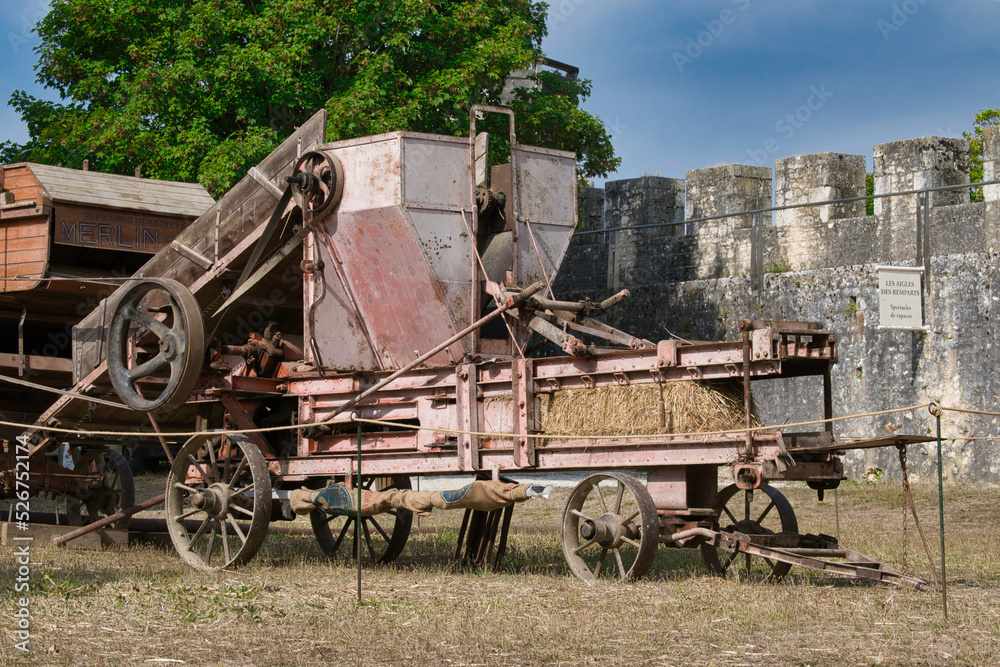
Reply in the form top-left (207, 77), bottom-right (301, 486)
top-left (1, 246), bottom-right (49, 264)
top-left (2, 168), bottom-right (42, 192)
top-left (1, 234), bottom-right (48, 251)
top-left (0, 219), bottom-right (49, 240)
top-left (0, 352), bottom-right (73, 373)
top-left (1, 261), bottom-right (46, 278)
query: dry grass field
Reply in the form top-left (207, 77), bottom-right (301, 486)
top-left (3, 476), bottom-right (999, 666)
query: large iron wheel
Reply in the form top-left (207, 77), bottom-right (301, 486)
top-left (561, 473), bottom-right (660, 582)
top-left (165, 433), bottom-right (272, 571)
top-left (107, 278), bottom-right (205, 412)
top-left (67, 447), bottom-right (135, 530)
top-left (700, 483), bottom-right (798, 582)
top-left (310, 475), bottom-right (413, 564)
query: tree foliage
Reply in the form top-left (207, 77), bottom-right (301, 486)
top-left (964, 107), bottom-right (1000, 202)
top-left (1, 0), bottom-right (619, 197)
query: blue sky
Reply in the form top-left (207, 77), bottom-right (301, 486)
top-left (2, 1), bottom-right (999, 185)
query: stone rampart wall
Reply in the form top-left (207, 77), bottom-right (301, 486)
top-left (554, 126), bottom-right (1000, 482)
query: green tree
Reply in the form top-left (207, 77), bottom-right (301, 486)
top-left (965, 107), bottom-right (1000, 202)
top-left (1, 0), bottom-right (618, 197)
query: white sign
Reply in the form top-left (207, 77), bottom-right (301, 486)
top-left (878, 266), bottom-right (925, 330)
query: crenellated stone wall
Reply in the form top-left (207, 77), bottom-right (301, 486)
top-left (555, 132), bottom-right (1000, 483)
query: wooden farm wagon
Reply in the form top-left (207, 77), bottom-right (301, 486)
top-left (0, 162), bottom-right (212, 528)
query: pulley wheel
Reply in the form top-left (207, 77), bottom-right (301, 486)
top-left (290, 150), bottom-right (344, 218)
top-left (107, 279), bottom-right (205, 412)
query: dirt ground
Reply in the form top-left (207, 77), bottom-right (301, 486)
top-left (2, 478), bottom-right (998, 666)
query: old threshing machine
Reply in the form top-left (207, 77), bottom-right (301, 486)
top-left (8, 108), bottom-right (928, 585)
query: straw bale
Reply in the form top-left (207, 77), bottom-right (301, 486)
top-left (537, 380), bottom-right (754, 437)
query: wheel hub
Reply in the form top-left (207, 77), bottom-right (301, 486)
top-left (191, 484), bottom-right (229, 518)
top-left (159, 333), bottom-right (177, 361)
top-left (580, 513), bottom-right (638, 549)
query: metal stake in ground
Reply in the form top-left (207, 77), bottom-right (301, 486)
top-left (356, 415), bottom-right (362, 604)
top-left (930, 402), bottom-right (947, 619)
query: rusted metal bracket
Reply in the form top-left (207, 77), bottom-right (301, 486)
top-left (526, 315), bottom-right (590, 356)
top-left (17, 309), bottom-right (26, 377)
top-left (511, 357), bottom-right (535, 467)
top-left (456, 363), bottom-right (480, 471)
top-left (218, 394), bottom-right (276, 458)
top-left (671, 527), bottom-right (927, 589)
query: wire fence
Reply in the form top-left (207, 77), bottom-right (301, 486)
top-left (571, 177), bottom-right (1000, 304)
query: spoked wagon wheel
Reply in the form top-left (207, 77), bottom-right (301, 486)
top-left (700, 483), bottom-right (798, 582)
top-left (165, 433), bottom-right (272, 571)
top-left (67, 447), bottom-right (135, 530)
top-left (107, 278), bottom-right (205, 413)
top-left (561, 473), bottom-right (660, 582)
top-left (310, 475), bottom-right (413, 564)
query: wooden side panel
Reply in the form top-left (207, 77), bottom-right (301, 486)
top-left (53, 204), bottom-right (192, 254)
top-left (1, 165), bottom-right (50, 291)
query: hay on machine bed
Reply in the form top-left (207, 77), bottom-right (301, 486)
top-left (537, 380), bottom-right (754, 437)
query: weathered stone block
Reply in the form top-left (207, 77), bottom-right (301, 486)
top-left (685, 163), bottom-right (772, 226)
top-left (774, 153), bottom-right (867, 271)
top-left (983, 124), bottom-right (1000, 202)
top-left (604, 176), bottom-right (685, 290)
top-left (685, 164), bottom-right (771, 279)
top-left (873, 136), bottom-right (970, 260)
top-left (576, 186), bottom-right (605, 244)
top-left (775, 153), bottom-right (866, 226)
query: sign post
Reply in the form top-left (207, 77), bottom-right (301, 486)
top-left (877, 266), bottom-right (926, 331)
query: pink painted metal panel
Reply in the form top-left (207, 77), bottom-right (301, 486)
top-left (325, 206), bottom-right (466, 368)
top-left (509, 146), bottom-right (576, 346)
top-left (309, 228), bottom-right (382, 371)
top-left (407, 208), bottom-right (474, 332)
top-left (514, 147), bottom-right (577, 227)
top-left (324, 136), bottom-right (402, 214)
top-left (401, 136), bottom-right (472, 210)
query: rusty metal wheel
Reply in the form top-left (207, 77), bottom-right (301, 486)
top-left (165, 433), bottom-right (272, 571)
top-left (290, 150), bottom-right (344, 218)
top-left (67, 447), bottom-right (135, 530)
top-left (310, 475), bottom-right (413, 564)
top-left (561, 473), bottom-right (659, 582)
top-left (700, 483), bottom-right (798, 582)
top-left (107, 279), bottom-right (205, 412)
